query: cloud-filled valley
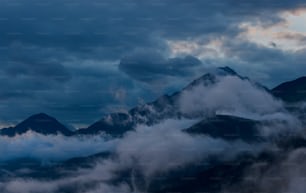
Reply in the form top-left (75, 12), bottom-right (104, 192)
top-left (0, 118), bottom-right (269, 193)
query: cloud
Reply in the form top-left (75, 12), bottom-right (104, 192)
top-left (0, 132), bottom-right (117, 162)
top-left (179, 76), bottom-right (284, 117)
top-left (116, 119), bottom-right (264, 179)
top-left (178, 74), bottom-right (305, 139)
top-left (2, 43), bottom-right (71, 82)
top-left (119, 51), bottom-right (203, 83)
top-left (218, 38), bottom-right (306, 87)
top-left (0, 118), bottom-right (267, 193)
top-left (0, 96), bottom-right (303, 193)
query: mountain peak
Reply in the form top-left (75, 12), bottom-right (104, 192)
top-left (0, 113), bottom-right (73, 137)
top-left (184, 66), bottom-right (238, 90)
top-left (217, 66), bottom-right (237, 75)
top-left (27, 113), bottom-right (54, 120)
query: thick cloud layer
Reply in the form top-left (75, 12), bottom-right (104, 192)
top-left (0, 118), bottom-right (267, 193)
top-left (119, 52), bottom-right (203, 83)
top-left (179, 76), bottom-right (284, 117)
top-left (0, 132), bottom-right (117, 161)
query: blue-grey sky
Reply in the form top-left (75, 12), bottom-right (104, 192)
top-left (1, 0), bottom-right (306, 127)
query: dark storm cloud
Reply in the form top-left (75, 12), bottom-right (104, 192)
top-left (0, 0), bottom-right (305, 125)
top-left (2, 0), bottom-right (304, 57)
top-left (119, 52), bottom-right (202, 82)
top-left (220, 39), bottom-right (306, 87)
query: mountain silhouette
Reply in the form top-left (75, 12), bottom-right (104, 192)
top-left (272, 76), bottom-right (306, 103)
top-left (79, 66), bottom-right (243, 136)
top-left (0, 113), bottom-right (73, 137)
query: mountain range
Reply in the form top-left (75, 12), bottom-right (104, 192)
top-left (0, 66), bottom-right (306, 193)
top-left (0, 66), bottom-right (305, 137)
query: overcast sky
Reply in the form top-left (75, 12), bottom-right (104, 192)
top-left (1, 0), bottom-right (306, 127)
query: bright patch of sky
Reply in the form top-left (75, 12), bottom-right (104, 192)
top-left (286, 9), bottom-right (306, 33)
top-left (167, 8), bottom-right (306, 60)
top-left (166, 39), bottom-right (226, 59)
top-left (239, 9), bottom-right (306, 51)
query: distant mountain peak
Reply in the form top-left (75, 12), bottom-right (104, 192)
top-left (27, 113), bottom-right (55, 120)
top-left (184, 66), bottom-right (238, 90)
top-left (217, 66), bottom-right (237, 75)
top-left (0, 113), bottom-right (73, 137)
top-left (188, 73), bottom-right (216, 87)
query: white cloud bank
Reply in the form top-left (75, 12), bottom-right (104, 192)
top-left (0, 132), bottom-right (118, 162)
top-left (179, 76), bottom-right (284, 117)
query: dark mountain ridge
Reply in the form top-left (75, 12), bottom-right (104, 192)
top-left (272, 76), bottom-right (306, 103)
top-left (77, 66), bottom-right (254, 136)
top-left (0, 113), bottom-right (73, 137)
top-left (0, 67), bottom-right (306, 193)
top-left (1, 67), bottom-right (305, 137)
top-left (184, 114), bottom-right (261, 142)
